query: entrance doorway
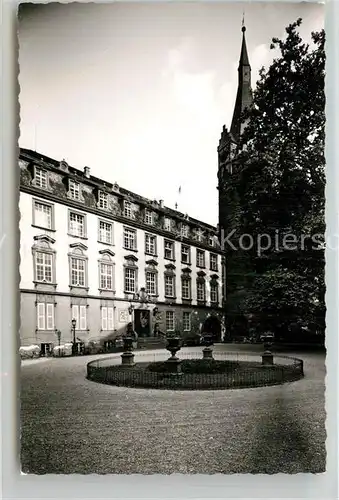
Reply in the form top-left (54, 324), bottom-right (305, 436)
top-left (40, 343), bottom-right (52, 357)
top-left (134, 310), bottom-right (151, 337)
top-left (201, 316), bottom-right (221, 343)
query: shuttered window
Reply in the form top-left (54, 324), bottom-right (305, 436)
top-left (101, 307), bottom-right (108, 330)
top-left (37, 303), bottom-right (45, 330)
top-left (108, 307), bottom-right (114, 330)
top-left (46, 303), bottom-right (54, 330)
top-left (101, 307), bottom-right (114, 331)
top-left (71, 305), bottom-right (87, 330)
top-left (80, 305), bottom-right (87, 330)
top-left (37, 303), bottom-right (54, 330)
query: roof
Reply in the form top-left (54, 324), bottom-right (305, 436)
top-left (19, 147), bottom-right (217, 232)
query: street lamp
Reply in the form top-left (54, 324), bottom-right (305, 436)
top-left (71, 318), bottom-right (76, 355)
top-left (55, 329), bottom-right (61, 347)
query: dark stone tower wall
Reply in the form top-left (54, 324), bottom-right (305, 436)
top-left (218, 25), bottom-right (253, 337)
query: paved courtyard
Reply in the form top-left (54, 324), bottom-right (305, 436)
top-left (20, 345), bottom-right (326, 474)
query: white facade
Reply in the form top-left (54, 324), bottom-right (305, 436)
top-left (19, 148), bottom-right (225, 348)
top-left (20, 191), bottom-right (222, 303)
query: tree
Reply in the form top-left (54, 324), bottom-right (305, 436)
top-left (234, 19), bottom-right (325, 340)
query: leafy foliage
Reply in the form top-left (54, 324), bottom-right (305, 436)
top-left (232, 19), bottom-right (326, 338)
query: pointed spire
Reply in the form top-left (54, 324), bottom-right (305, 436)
top-left (229, 22), bottom-right (253, 142)
top-left (239, 21), bottom-right (250, 68)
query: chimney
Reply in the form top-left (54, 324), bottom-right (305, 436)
top-left (84, 166), bottom-right (90, 178)
top-left (159, 199), bottom-right (164, 207)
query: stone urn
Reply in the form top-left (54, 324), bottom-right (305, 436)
top-left (123, 336), bottom-right (134, 352)
top-left (203, 333), bottom-right (214, 347)
top-left (263, 334), bottom-right (274, 352)
top-left (166, 337), bottom-right (181, 359)
top-left (165, 337), bottom-right (182, 375)
top-left (202, 333), bottom-right (214, 360)
top-left (121, 336), bottom-right (135, 367)
top-left (262, 334), bottom-right (274, 366)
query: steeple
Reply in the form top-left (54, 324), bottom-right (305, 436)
top-left (229, 23), bottom-right (252, 142)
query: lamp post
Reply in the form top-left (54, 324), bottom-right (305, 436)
top-left (55, 329), bottom-right (61, 346)
top-left (71, 318), bottom-right (76, 355)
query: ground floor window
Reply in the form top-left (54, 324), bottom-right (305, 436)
top-left (72, 304), bottom-right (87, 330)
top-left (166, 311), bottom-right (175, 331)
top-left (183, 312), bottom-right (191, 331)
top-left (37, 302), bottom-right (54, 330)
top-left (101, 306), bottom-right (114, 331)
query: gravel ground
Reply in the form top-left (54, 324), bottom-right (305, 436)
top-left (20, 345), bottom-right (326, 474)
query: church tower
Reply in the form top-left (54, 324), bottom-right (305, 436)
top-left (217, 23), bottom-right (253, 336)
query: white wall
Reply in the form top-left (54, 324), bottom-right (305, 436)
top-left (19, 191), bottom-right (222, 306)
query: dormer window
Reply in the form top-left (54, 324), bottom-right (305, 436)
top-left (196, 228), bottom-right (204, 242)
top-left (124, 201), bottom-right (132, 218)
top-left (99, 191), bottom-right (108, 210)
top-left (35, 168), bottom-right (48, 189)
top-left (181, 224), bottom-right (189, 238)
top-left (164, 217), bottom-right (172, 231)
top-left (69, 180), bottom-right (80, 200)
top-left (145, 209), bottom-right (153, 225)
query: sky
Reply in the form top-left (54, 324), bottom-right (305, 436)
top-left (18, 2), bottom-right (324, 226)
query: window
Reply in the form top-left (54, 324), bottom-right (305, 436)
top-left (166, 311), bottom-right (175, 331)
top-left (181, 279), bottom-right (191, 300)
top-left (164, 240), bottom-right (174, 260)
top-left (35, 168), bottom-right (48, 189)
top-left (100, 263), bottom-right (113, 290)
top-left (124, 201), bottom-right (132, 218)
top-left (71, 304), bottom-right (87, 330)
top-left (71, 257), bottom-right (86, 287)
top-left (181, 224), bottom-right (189, 238)
top-left (32, 235), bottom-right (56, 285)
top-left (35, 252), bottom-right (53, 282)
top-left (183, 312), bottom-right (191, 332)
top-left (123, 228), bottom-right (136, 250)
top-left (181, 245), bottom-right (190, 264)
top-left (69, 212), bottom-right (85, 237)
top-left (210, 283), bottom-right (218, 303)
top-left (33, 201), bottom-right (52, 229)
top-left (145, 210), bottom-right (153, 225)
top-left (197, 282), bottom-right (206, 302)
top-left (146, 272), bottom-right (157, 296)
top-left (69, 180), bottom-right (80, 200)
top-left (37, 303), bottom-right (54, 330)
top-left (209, 236), bottom-right (215, 247)
top-left (210, 253), bottom-right (218, 271)
top-left (196, 228), bottom-right (204, 242)
top-left (99, 220), bottom-right (113, 244)
top-left (145, 234), bottom-right (156, 255)
top-left (101, 307), bottom-right (114, 331)
top-left (164, 217), bottom-right (172, 231)
top-left (196, 250), bottom-right (205, 268)
top-left (99, 191), bottom-right (108, 210)
top-left (124, 268), bottom-right (136, 293)
top-left (165, 275), bottom-right (175, 297)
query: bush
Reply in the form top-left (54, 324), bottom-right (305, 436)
top-left (147, 359), bottom-right (239, 374)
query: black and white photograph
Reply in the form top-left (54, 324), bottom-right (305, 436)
top-left (18, 2), bottom-right (327, 475)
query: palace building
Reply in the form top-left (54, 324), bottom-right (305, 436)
top-left (19, 148), bottom-right (224, 353)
